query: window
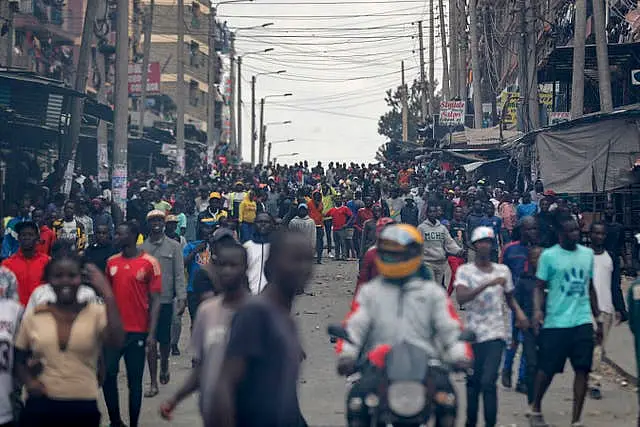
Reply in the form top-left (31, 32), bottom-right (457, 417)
top-left (189, 80), bottom-right (200, 107)
top-left (189, 41), bottom-right (199, 68)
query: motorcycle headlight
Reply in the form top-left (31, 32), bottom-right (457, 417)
top-left (387, 381), bottom-right (426, 417)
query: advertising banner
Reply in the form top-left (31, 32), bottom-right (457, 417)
top-left (439, 100), bottom-right (466, 126)
top-left (128, 62), bottom-right (161, 95)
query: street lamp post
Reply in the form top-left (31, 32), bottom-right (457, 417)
top-left (267, 138), bottom-right (295, 164)
top-left (236, 46), bottom-right (274, 161)
top-left (259, 93), bottom-right (292, 164)
top-left (272, 152), bottom-right (299, 165)
top-left (250, 71), bottom-right (286, 164)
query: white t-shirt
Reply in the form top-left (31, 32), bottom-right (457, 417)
top-left (0, 298), bottom-right (22, 424)
top-left (593, 251), bottom-right (614, 314)
top-left (60, 219), bottom-right (79, 244)
top-left (454, 262), bottom-right (514, 343)
top-left (243, 241), bottom-right (270, 295)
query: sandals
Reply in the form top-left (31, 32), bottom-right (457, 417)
top-left (160, 371), bottom-right (171, 385)
top-left (144, 385), bottom-right (159, 398)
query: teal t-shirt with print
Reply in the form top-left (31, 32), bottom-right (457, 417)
top-left (536, 244), bottom-right (594, 329)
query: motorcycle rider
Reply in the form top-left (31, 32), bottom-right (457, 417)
top-left (336, 224), bottom-right (473, 427)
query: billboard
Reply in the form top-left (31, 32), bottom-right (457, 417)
top-left (128, 62), bottom-right (161, 95)
top-left (439, 100), bottom-right (466, 126)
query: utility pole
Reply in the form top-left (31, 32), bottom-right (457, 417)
top-left (439, 0), bottom-right (450, 100)
top-left (526, 0), bottom-right (539, 128)
top-left (260, 124), bottom-right (266, 163)
top-left (418, 21), bottom-right (427, 122)
top-left (469, 0), bottom-right (482, 128)
top-left (267, 141), bottom-right (272, 164)
top-left (229, 33), bottom-right (237, 151)
top-left (258, 98), bottom-right (265, 164)
top-left (571, 0), bottom-right (586, 118)
top-left (593, 0), bottom-right (613, 112)
top-left (518, 0), bottom-right (529, 131)
top-left (449, 0), bottom-right (459, 98)
top-left (401, 60), bottom-right (408, 142)
top-left (113, 0), bottom-right (130, 214)
top-left (62, 0), bottom-right (99, 194)
top-left (96, 51), bottom-right (109, 184)
top-left (207, 5), bottom-right (218, 162)
top-left (428, 0), bottom-right (435, 115)
top-left (458, 0), bottom-right (468, 102)
top-left (176, 0), bottom-right (185, 174)
top-left (236, 56), bottom-right (242, 160)
top-left (138, 0), bottom-right (154, 137)
top-left (251, 76), bottom-right (256, 164)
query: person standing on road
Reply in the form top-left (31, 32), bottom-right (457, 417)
top-left (103, 221), bottom-right (162, 427)
top-left (529, 214), bottom-right (601, 427)
top-left (589, 222), bottom-right (626, 400)
top-left (359, 204), bottom-right (383, 261)
top-left (239, 191), bottom-right (258, 243)
top-left (140, 210), bottom-right (187, 397)
top-left (326, 197), bottom-right (354, 261)
top-left (321, 182), bottom-right (337, 258)
top-left (15, 257), bottom-right (125, 427)
top-left (52, 200), bottom-right (87, 253)
top-left (419, 205), bottom-right (464, 288)
top-left (209, 229), bottom-right (313, 427)
top-left (160, 237), bottom-right (250, 423)
top-left (183, 219), bottom-right (216, 326)
top-left (306, 191), bottom-right (325, 265)
top-left (289, 204), bottom-right (318, 264)
top-left (84, 223), bottom-right (117, 272)
top-left (447, 206), bottom-right (468, 295)
top-left (244, 212), bottom-right (274, 294)
top-left (455, 226), bottom-right (529, 427)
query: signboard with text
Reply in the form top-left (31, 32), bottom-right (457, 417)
top-left (549, 112), bottom-right (571, 125)
top-left (439, 100), bottom-right (465, 126)
top-left (128, 62), bottom-right (161, 95)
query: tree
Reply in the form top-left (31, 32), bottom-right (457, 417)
top-left (378, 79), bottom-right (439, 142)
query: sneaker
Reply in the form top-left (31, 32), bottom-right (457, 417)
top-left (171, 345), bottom-right (181, 356)
top-left (590, 387), bottom-right (602, 400)
top-left (328, 251), bottom-right (335, 258)
top-left (501, 370), bottom-right (512, 389)
top-left (515, 381), bottom-right (528, 394)
top-left (529, 412), bottom-right (549, 427)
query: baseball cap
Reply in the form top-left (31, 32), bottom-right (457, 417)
top-left (471, 226), bottom-right (495, 243)
top-left (146, 210), bottom-right (166, 220)
top-left (209, 192), bottom-right (222, 200)
top-left (298, 203), bottom-right (308, 210)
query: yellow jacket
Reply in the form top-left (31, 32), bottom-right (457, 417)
top-left (239, 195), bottom-right (257, 223)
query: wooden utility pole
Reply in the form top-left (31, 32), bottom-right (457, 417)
top-left (449, 0), bottom-right (459, 98)
top-left (571, 0), bottom-right (586, 118)
top-left (469, 0), bottom-right (482, 128)
top-left (113, 0), bottom-right (130, 213)
top-left (251, 76), bottom-right (256, 164)
top-left (458, 0), bottom-right (468, 102)
top-left (518, 0), bottom-right (529, 131)
top-left (96, 51), bottom-right (109, 184)
top-left (428, 0), bottom-right (435, 115)
top-left (208, 5), bottom-right (218, 160)
top-left (526, 0), bottom-right (539, 128)
top-left (138, 0), bottom-right (154, 137)
top-left (258, 98), bottom-right (265, 164)
top-left (592, 0), bottom-right (613, 112)
top-left (418, 21), bottom-right (428, 122)
top-left (176, 0), bottom-right (185, 174)
top-left (439, 0), bottom-right (450, 100)
top-left (229, 33), bottom-right (237, 151)
top-left (63, 0), bottom-right (99, 194)
top-left (237, 56), bottom-right (242, 160)
top-left (401, 60), bottom-right (408, 142)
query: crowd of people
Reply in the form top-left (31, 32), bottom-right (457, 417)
top-left (0, 156), bottom-right (636, 427)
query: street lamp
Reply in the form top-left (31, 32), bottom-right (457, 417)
top-left (250, 71), bottom-right (286, 164)
top-left (272, 152), bottom-right (299, 165)
top-left (234, 22), bottom-right (274, 31)
top-left (267, 138), bottom-right (295, 164)
top-left (235, 47), bottom-right (274, 163)
top-left (266, 120), bottom-right (292, 126)
top-left (259, 93), bottom-right (293, 164)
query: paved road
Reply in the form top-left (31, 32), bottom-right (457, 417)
top-left (100, 261), bottom-right (639, 426)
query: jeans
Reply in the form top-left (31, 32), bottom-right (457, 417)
top-left (171, 299), bottom-right (182, 347)
top-left (466, 339), bottom-right (505, 427)
top-left (315, 226), bottom-right (324, 262)
top-left (20, 397), bottom-right (100, 427)
top-left (333, 228), bottom-right (346, 259)
top-left (103, 332), bottom-right (147, 427)
top-left (522, 328), bottom-right (538, 405)
top-left (323, 219), bottom-right (333, 251)
top-left (240, 222), bottom-right (254, 243)
top-left (353, 228), bottom-right (362, 257)
top-left (187, 291), bottom-right (200, 326)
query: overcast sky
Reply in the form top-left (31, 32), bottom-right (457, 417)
top-left (218, 0), bottom-right (445, 165)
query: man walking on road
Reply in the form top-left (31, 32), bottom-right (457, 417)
top-left (104, 221), bottom-right (162, 427)
top-left (419, 204), bottom-right (464, 288)
top-left (141, 210), bottom-right (187, 397)
top-left (244, 212), bottom-right (274, 294)
top-left (530, 214), bottom-right (601, 427)
top-left (289, 203), bottom-right (319, 263)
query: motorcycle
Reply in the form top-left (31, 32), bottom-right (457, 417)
top-left (329, 324), bottom-right (474, 427)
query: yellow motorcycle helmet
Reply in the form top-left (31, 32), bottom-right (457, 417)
top-left (375, 224), bottom-right (424, 280)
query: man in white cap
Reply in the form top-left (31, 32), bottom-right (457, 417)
top-left (140, 210), bottom-right (186, 397)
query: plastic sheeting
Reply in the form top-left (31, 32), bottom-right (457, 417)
top-left (536, 117), bottom-right (640, 193)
